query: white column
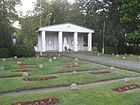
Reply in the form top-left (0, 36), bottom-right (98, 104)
top-left (41, 31), bottom-right (46, 52)
top-left (38, 34), bottom-right (41, 52)
top-left (74, 32), bottom-right (78, 51)
top-left (58, 31), bottom-right (63, 52)
top-left (88, 32), bottom-right (92, 51)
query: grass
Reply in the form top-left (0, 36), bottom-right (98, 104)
top-left (0, 55), bottom-right (139, 105)
top-left (0, 68), bottom-right (138, 93)
top-left (0, 61), bottom-right (105, 77)
top-left (85, 53), bottom-right (140, 62)
top-left (0, 78), bottom-right (140, 105)
top-left (67, 54), bottom-right (140, 73)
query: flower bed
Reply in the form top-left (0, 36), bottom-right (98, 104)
top-left (113, 84), bottom-right (140, 92)
top-left (13, 97), bottom-right (58, 105)
top-left (23, 76), bottom-right (57, 81)
top-left (60, 61), bottom-right (74, 63)
top-left (90, 71), bottom-right (111, 75)
top-left (18, 63), bottom-right (34, 65)
top-left (8, 60), bottom-right (24, 62)
top-left (11, 70), bottom-right (32, 72)
top-left (64, 65), bottom-right (80, 68)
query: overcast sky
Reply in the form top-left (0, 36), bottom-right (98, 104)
top-left (18, 0), bottom-right (74, 14)
top-left (13, 0), bottom-right (74, 28)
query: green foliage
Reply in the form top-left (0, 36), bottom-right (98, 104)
top-left (92, 46), bottom-right (98, 51)
top-left (16, 0), bottom-right (139, 54)
top-left (126, 29), bottom-right (140, 45)
top-left (0, 0), bottom-right (21, 57)
top-left (0, 48), bottom-right (11, 58)
top-left (133, 47), bottom-right (140, 55)
top-left (15, 45), bottom-right (35, 57)
top-left (104, 47), bottom-right (118, 54)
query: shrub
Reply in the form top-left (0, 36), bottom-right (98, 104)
top-left (15, 45), bottom-right (35, 57)
top-left (117, 45), bottom-right (133, 54)
top-left (92, 46), bottom-right (98, 51)
top-left (133, 47), bottom-right (140, 55)
top-left (0, 48), bottom-right (10, 58)
top-left (104, 46), bottom-right (118, 54)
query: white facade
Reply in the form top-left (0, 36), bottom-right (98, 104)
top-left (37, 23), bottom-right (94, 53)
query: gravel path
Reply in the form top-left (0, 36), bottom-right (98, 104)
top-left (69, 54), bottom-right (140, 69)
top-left (0, 77), bottom-right (140, 96)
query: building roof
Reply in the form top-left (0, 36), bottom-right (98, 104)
top-left (37, 23), bottom-right (94, 33)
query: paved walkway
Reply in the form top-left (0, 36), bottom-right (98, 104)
top-left (0, 77), bottom-right (140, 96)
top-left (69, 54), bottom-right (140, 69)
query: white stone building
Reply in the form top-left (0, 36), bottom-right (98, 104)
top-left (37, 23), bottom-right (94, 52)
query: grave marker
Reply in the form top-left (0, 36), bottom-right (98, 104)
top-left (23, 72), bottom-right (28, 77)
top-left (122, 56), bottom-right (126, 59)
top-left (70, 83), bottom-right (78, 90)
top-left (74, 62), bottom-right (78, 66)
top-left (75, 58), bottom-right (78, 61)
top-left (53, 56), bottom-right (57, 60)
top-left (0, 67), bottom-right (4, 70)
top-left (2, 58), bottom-right (5, 61)
top-left (39, 64), bottom-right (44, 69)
top-left (116, 54), bottom-right (119, 57)
top-left (14, 56), bottom-right (17, 58)
top-left (49, 58), bottom-right (52, 62)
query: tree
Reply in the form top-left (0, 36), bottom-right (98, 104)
top-left (0, 0), bottom-right (21, 55)
top-left (120, 0), bottom-right (140, 45)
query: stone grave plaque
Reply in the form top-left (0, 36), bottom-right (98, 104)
top-left (2, 58), bottom-right (5, 61)
top-left (110, 66), bottom-right (114, 69)
top-left (14, 56), bottom-right (17, 58)
top-left (49, 58), bottom-right (52, 62)
top-left (116, 54), bottom-right (119, 57)
top-left (75, 58), bottom-right (78, 61)
top-left (17, 62), bottom-right (21, 64)
top-left (0, 67), bottom-right (4, 70)
top-left (39, 64), bottom-right (44, 69)
top-left (23, 72), bottom-right (28, 77)
top-left (122, 56), bottom-right (126, 59)
top-left (74, 62), bottom-right (78, 66)
top-left (53, 56), bottom-right (57, 60)
top-left (70, 83), bottom-right (78, 90)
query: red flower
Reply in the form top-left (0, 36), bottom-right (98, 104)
top-left (50, 97), bottom-right (57, 104)
top-left (11, 70), bottom-right (32, 72)
top-left (38, 99), bottom-right (43, 103)
top-left (64, 65), bottom-right (80, 68)
top-left (60, 61), bottom-right (74, 63)
top-left (18, 63), bottom-right (34, 65)
top-left (30, 101), bottom-right (34, 104)
top-left (21, 102), bottom-right (26, 105)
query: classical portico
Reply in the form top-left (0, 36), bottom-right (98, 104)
top-left (37, 23), bottom-right (94, 53)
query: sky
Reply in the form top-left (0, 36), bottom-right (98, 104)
top-left (18, 0), bottom-right (74, 15)
top-left (13, 0), bottom-right (74, 28)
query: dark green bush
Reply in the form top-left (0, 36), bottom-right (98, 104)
top-left (133, 47), bottom-right (140, 55)
top-left (104, 46), bottom-right (118, 54)
top-left (0, 48), bottom-right (10, 58)
top-left (15, 45), bottom-right (35, 57)
top-left (92, 46), bottom-right (98, 51)
top-left (117, 45), bottom-right (133, 54)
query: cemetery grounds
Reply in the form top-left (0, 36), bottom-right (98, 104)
top-left (0, 55), bottom-right (140, 105)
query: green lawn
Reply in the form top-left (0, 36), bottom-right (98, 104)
top-left (0, 55), bottom-right (139, 105)
top-left (86, 53), bottom-right (140, 62)
top-left (0, 58), bottom-right (105, 77)
top-left (0, 68), bottom-right (138, 93)
top-left (74, 53), bottom-right (140, 73)
top-left (0, 78), bottom-right (140, 105)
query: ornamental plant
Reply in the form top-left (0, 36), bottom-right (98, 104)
top-left (13, 97), bottom-right (58, 105)
top-left (113, 85), bottom-right (140, 92)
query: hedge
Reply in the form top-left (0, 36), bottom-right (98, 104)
top-left (0, 48), bottom-right (10, 58)
top-left (15, 45), bottom-right (35, 57)
top-left (133, 47), bottom-right (140, 55)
